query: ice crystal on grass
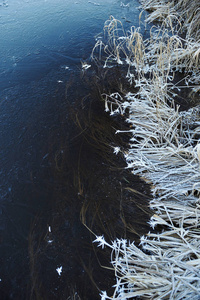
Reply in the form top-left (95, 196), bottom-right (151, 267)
top-left (93, 235), bottom-right (110, 249)
top-left (113, 146), bottom-right (120, 154)
top-left (56, 266), bottom-right (62, 276)
top-left (100, 291), bottom-right (111, 300)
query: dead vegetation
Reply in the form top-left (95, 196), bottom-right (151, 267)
top-left (92, 0), bottom-right (200, 299)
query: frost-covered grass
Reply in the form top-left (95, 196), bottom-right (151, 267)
top-left (92, 0), bottom-right (200, 299)
top-left (140, 0), bottom-right (200, 40)
top-left (95, 84), bottom-right (200, 299)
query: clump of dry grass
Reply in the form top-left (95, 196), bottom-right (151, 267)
top-left (92, 1), bottom-right (200, 88)
top-left (92, 1), bottom-right (200, 299)
top-left (140, 0), bottom-right (200, 39)
top-left (140, 0), bottom-right (200, 85)
top-left (94, 213), bottom-right (200, 299)
top-left (97, 76), bottom-right (200, 299)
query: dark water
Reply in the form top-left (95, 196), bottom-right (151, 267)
top-left (0, 1), bottom-right (151, 299)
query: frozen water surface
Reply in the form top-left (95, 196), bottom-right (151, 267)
top-left (0, 0), bottom-right (150, 299)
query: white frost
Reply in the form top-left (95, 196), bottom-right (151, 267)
top-left (113, 147), bottom-right (120, 154)
top-left (56, 266), bottom-right (62, 276)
